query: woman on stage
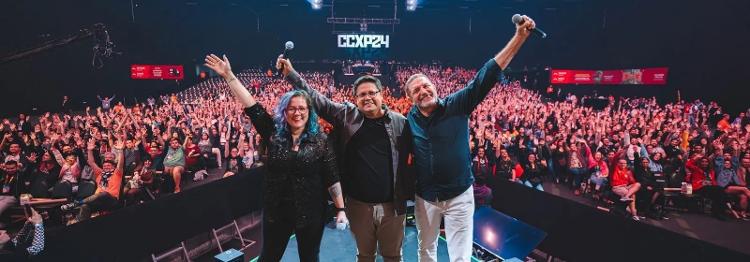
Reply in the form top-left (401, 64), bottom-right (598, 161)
top-left (204, 54), bottom-right (347, 262)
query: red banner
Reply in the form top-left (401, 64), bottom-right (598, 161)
top-left (131, 65), bottom-right (184, 80)
top-left (551, 67), bottom-right (668, 85)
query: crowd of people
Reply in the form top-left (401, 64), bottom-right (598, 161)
top-left (0, 68), bottom-right (332, 227)
top-left (1, 60), bottom-right (749, 257)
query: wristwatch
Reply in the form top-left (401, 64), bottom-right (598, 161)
top-left (335, 207), bottom-right (346, 212)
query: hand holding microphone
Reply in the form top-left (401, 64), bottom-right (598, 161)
top-left (276, 41), bottom-right (294, 77)
top-left (512, 14), bottom-right (546, 39)
top-left (275, 55), bottom-right (294, 77)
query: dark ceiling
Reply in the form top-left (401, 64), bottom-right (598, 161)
top-left (1, 0), bottom-right (749, 116)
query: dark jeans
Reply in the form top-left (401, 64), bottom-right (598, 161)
top-left (52, 181), bottom-right (96, 200)
top-left (188, 155), bottom-right (207, 172)
top-left (637, 184), bottom-right (662, 212)
top-left (546, 159), bottom-right (555, 180)
top-left (259, 203), bottom-right (325, 262)
top-left (569, 167), bottom-right (588, 188)
top-left (30, 172), bottom-right (56, 198)
top-left (76, 192), bottom-right (118, 221)
top-left (695, 186), bottom-right (728, 216)
top-left (553, 163), bottom-right (567, 182)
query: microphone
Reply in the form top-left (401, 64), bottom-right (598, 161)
top-left (283, 41), bottom-right (294, 58)
top-left (278, 41), bottom-right (294, 76)
top-left (512, 14), bottom-right (547, 39)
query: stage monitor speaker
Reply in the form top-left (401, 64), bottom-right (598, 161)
top-left (214, 249), bottom-right (244, 262)
top-left (473, 206), bottom-right (547, 260)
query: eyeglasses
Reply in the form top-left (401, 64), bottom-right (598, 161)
top-left (356, 90), bottom-right (380, 99)
top-left (285, 107), bottom-right (308, 114)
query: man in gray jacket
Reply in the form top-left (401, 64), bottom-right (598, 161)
top-left (277, 57), bottom-right (413, 262)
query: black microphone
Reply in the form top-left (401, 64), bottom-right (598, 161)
top-left (512, 14), bottom-right (547, 39)
top-left (278, 41), bottom-right (294, 76)
top-left (282, 41), bottom-right (294, 58)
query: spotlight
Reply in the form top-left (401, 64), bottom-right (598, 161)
top-left (310, 0), bottom-right (322, 9)
top-left (406, 0), bottom-right (417, 11)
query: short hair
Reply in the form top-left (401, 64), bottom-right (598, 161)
top-left (352, 75), bottom-right (383, 96)
top-left (404, 73), bottom-right (429, 95)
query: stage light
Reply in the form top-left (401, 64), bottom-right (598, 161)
top-left (406, 0), bottom-right (418, 11)
top-left (309, 0), bottom-right (322, 10)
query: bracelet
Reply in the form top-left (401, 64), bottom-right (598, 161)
top-left (226, 77), bottom-right (238, 84)
top-left (335, 207), bottom-right (346, 212)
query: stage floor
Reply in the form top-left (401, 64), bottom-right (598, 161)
top-left (262, 226), bottom-right (461, 262)
top-left (544, 182), bottom-right (750, 255)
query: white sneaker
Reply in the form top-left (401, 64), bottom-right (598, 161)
top-left (61, 202), bottom-right (79, 211)
top-left (193, 170), bottom-right (208, 181)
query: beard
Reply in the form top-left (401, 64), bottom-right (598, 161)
top-left (415, 93), bottom-right (437, 109)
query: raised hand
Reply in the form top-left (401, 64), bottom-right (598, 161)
top-left (87, 138), bottom-right (97, 151)
top-left (26, 152), bottom-right (38, 163)
top-left (114, 139), bottom-right (125, 150)
top-left (713, 140), bottom-right (724, 151)
top-left (204, 54), bottom-right (233, 79)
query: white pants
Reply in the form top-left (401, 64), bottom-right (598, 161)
top-left (415, 186), bottom-right (474, 262)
